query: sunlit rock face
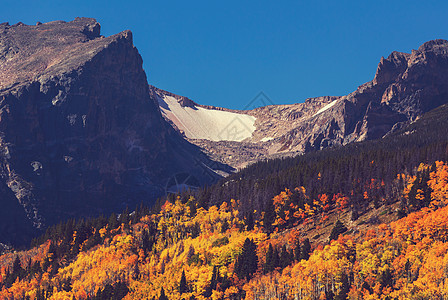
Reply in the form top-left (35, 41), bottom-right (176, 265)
top-left (156, 40), bottom-right (448, 168)
top-left (0, 18), bottom-right (228, 245)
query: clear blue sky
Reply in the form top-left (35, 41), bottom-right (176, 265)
top-left (2, 0), bottom-right (448, 109)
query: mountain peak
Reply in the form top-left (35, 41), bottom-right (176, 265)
top-left (0, 18), bottom-right (133, 91)
top-left (0, 18), bottom-right (226, 245)
top-left (373, 51), bottom-right (409, 85)
top-left (0, 17), bottom-right (101, 40)
top-left (157, 39), bottom-right (448, 168)
top-left (417, 39), bottom-right (448, 53)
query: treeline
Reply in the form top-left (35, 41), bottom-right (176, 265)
top-left (28, 103), bottom-right (448, 251)
top-left (2, 159), bottom-right (448, 298)
top-left (185, 104), bottom-right (448, 219)
top-left (25, 104), bottom-right (448, 251)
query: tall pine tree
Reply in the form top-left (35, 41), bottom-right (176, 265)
top-left (264, 243), bottom-right (279, 273)
top-left (235, 238), bottom-right (258, 280)
top-left (300, 238), bottom-right (311, 261)
top-left (159, 287), bottom-right (168, 300)
top-left (263, 200), bottom-right (275, 233)
top-left (179, 270), bottom-right (188, 294)
top-left (329, 220), bottom-right (348, 242)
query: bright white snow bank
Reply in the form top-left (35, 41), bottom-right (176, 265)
top-left (158, 95), bottom-right (256, 142)
top-left (312, 100), bottom-right (338, 117)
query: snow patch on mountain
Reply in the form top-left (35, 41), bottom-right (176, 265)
top-left (313, 100), bottom-right (338, 117)
top-left (158, 95), bottom-right (256, 141)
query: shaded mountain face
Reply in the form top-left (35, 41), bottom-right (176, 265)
top-left (157, 39), bottom-right (448, 168)
top-left (0, 18), bottom-right (228, 245)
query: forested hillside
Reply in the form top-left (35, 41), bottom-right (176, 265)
top-left (1, 159), bottom-right (448, 299)
top-left (187, 103), bottom-right (448, 220)
top-left (1, 105), bottom-right (448, 299)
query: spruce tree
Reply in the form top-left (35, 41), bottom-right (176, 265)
top-left (118, 207), bottom-right (130, 228)
top-left (204, 266), bottom-right (218, 297)
top-left (264, 243), bottom-right (275, 273)
top-left (245, 211), bottom-right (254, 231)
top-left (179, 270), bottom-right (188, 294)
top-left (329, 220), bottom-right (348, 242)
top-left (133, 262), bottom-right (140, 280)
top-left (272, 247), bottom-right (280, 269)
top-left (159, 287), bottom-right (168, 300)
top-left (108, 213), bottom-right (119, 230)
top-left (294, 239), bottom-right (301, 261)
top-left (263, 200), bottom-right (275, 233)
top-left (279, 245), bottom-right (291, 268)
top-left (379, 267), bottom-right (393, 289)
top-left (235, 238), bottom-right (258, 280)
top-left (210, 266), bottom-right (218, 291)
top-left (300, 238), bottom-right (311, 261)
top-left (12, 255), bottom-right (24, 279)
top-left (142, 229), bottom-right (151, 255)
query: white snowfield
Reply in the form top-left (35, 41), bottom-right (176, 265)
top-left (158, 95), bottom-right (256, 142)
top-left (312, 99), bottom-right (338, 117)
top-left (260, 137), bottom-right (274, 142)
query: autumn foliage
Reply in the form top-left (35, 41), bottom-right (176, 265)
top-left (1, 161), bottom-right (448, 299)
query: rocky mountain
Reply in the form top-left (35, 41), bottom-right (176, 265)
top-left (157, 39), bottom-right (448, 168)
top-left (0, 18), bottom-right (229, 245)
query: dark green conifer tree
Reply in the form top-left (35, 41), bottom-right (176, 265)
top-left (300, 238), bottom-right (311, 261)
top-left (245, 211), bottom-right (254, 231)
top-left (235, 238), bottom-right (258, 280)
top-left (263, 199), bottom-right (275, 233)
top-left (329, 220), bottom-right (348, 242)
top-left (294, 238), bottom-right (301, 261)
top-left (159, 287), bottom-right (168, 300)
top-left (264, 244), bottom-right (276, 273)
top-left (279, 245), bottom-right (292, 268)
top-left (179, 270), bottom-right (188, 294)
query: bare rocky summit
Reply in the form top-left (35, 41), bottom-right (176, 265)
top-left (0, 18), bottom-right (228, 245)
top-left (158, 39), bottom-right (448, 168)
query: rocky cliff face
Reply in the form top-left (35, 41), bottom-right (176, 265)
top-left (0, 18), bottom-right (228, 245)
top-left (306, 39), bottom-right (448, 147)
top-left (158, 39), bottom-right (448, 168)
